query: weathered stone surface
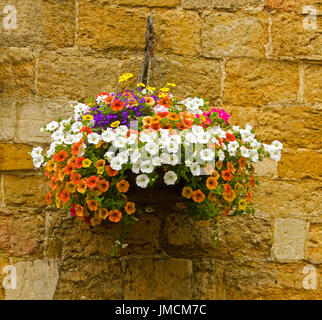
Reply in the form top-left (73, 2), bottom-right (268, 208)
top-left (306, 223), bottom-right (322, 264)
top-left (44, 239), bottom-right (62, 259)
top-left (253, 179), bottom-right (321, 219)
top-left (3, 174), bottom-right (47, 207)
top-left (155, 10), bottom-right (201, 56)
top-left (0, 48), bottom-right (35, 98)
top-left (224, 259), bottom-right (322, 299)
top-left (78, 3), bottom-right (147, 50)
top-left (0, 256), bottom-right (10, 300)
top-left (303, 64), bottom-right (322, 105)
top-left (0, 99), bottom-right (18, 142)
top-left (15, 97), bottom-right (74, 144)
top-left (272, 218), bottom-right (308, 261)
top-left (213, 0), bottom-right (263, 8)
top-left (124, 258), bottom-right (192, 299)
top-left (278, 149), bottom-right (322, 179)
top-left (224, 58), bottom-right (299, 106)
top-left (253, 159), bottom-right (278, 178)
top-left (38, 49), bottom-right (122, 100)
top-left (256, 105), bottom-right (322, 149)
top-left (54, 258), bottom-right (122, 300)
top-left (192, 258), bottom-right (225, 299)
top-left (202, 12), bottom-right (267, 58)
top-left (0, 207), bottom-right (44, 257)
top-left (5, 259), bottom-right (59, 300)
top-left (182, 0), bottom-right (214, 9)
top-left (154, 55), bottom-right (222, 102)
top-left (0, 0), bottom-right (75, 48)
top-left (118, 0), bottom-right (180, 6)
top-left (264, 0), bottom-right (322, 13)
top-left (164, 214), bottom-right (272, 260)
top-left (0, 143), bottom-right (33, 171)
top-left (271, 12), bottom-right (322, 59)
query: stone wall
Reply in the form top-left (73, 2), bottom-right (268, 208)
top-left (0, 0), bottom-right (321, 299)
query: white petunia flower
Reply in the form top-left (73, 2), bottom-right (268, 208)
top-left (71, 121), bottom-right (83, 133)
top-left (101, 128), bottom-right (115, 143)
top-left (115, 125), bottom-right (128, 137)
top-left (200, 148), bottom-right (214, 162)
top-left (110, 157), bottom-right (123, 171)
top-left (113, 136), bottom-right (127, 148)
top-left (270, 149), bottom-right (281, 161)
top-left (140, 160), bottom-right (154, 174)
top-left (145, 142), bottom-right (159, 156)
top-left (87, 133), bottom-right (101, 145)
top-left (31, 146), bottom-right (43, 158)
top-left (240, 146), bottom-right (250, 158)
top-left (160, 153), bottom-right (171, 164)
top-left (136, 174), bottom-right (150, 188)
top-left (152, 156), bottom-right (162, 167)
top-left (169, 154), bottom-right (179, 166)
top-left (164, 171), bottom-right (177, 185)
top-left (32, 155), bottom-right (44, 168)
top-left (104, 151), bottom-right (114, 162)
top-left (190, 162), bottom-right (201, 176)
top-left (45, 121), bottom-right (59, 131)
top-left (218, 150), bottom-right (225, 161)
top-left (132, 161), bottom-right (141, 174)
top-left (271, 140), bottom-right (283, 150)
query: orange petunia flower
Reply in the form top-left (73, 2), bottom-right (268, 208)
top-left (75, 204), bottom-right (84, 217)
top-left (216, 161), bottom-right (223, 170)
top-left (224, 183), bottom-right (232, 196)
top-left (124, 202), bottom-right (136, 215)
top-left (206, 177), bottom-right (218, 190)
top-left (104, 95), bottom-right (114, 104)
top-left (159, 96), bottom-right (171, 108)
top-left (182, 118), bottom-right (193, 128)
top-left (223, 207), bottom-right (230, 216)
top-left (58, 169), bottom-right (65, 182)
top-left (80, 126), bottom-right (92, 134)
top-left (66, 181), bottom-right (76, 193)
top-left (160, 123), bottom-right (172, 130)
top-left (116, 180), bottom-right (130, 193)
top-left (222, 170), bottom-right (233, 182)
top-left (226, 133), bottom-right (235, 142)
top-left (75, 157), bottom-right (85, 169)
top-left (157, 112), bottom-right (169, 118)
top-left (167, 113), bottom-right (180, 122)
top-left (227, 162), bottom-right (236, 174)
top-left (239, 157), bottom-right (247, 169)
top-left (86, 176), bottom-right (99, 189)
top-left (180, 111), bottom-right (195, 121)
top-left (77, 180), bottom-right (87, 193)
top-left (151, 123), bottom-right (160, 131)
top-left (223, 189), bottom-right (236, 203)
top-left (212, 170), bottom-right (220, 180)
top-left (60, 190), bottom-right (70, 203)
top-left (143, 116), bottom-right (152, 127)
top-left (54, 150), bottom-right (68, 162)
top-left (108, 209), bottom-right (122, 223)
top-left (70, 172), bottom-right (81, 185)
top-left (86, 199), bottom-right (98, 212)
top-left (64, 163), bottom-right (74, 175)
top-left (95, 159), bottom-right (105, 168)
top-left (208, 192), bottom-right (217, 203)
top-left (67, 156), bottom-right (77, 166)
top-left (111, 100), bottom-right (124, 111)
top-left (151, 115), bottom-right (161, 124)
top-left (247, 190), bottom-right (252, 203)
top-left (106, 165), bottom-right (118, 177)
top-left (182, 186), bottom-right (193, 199)
top-left (192, 189), bottom-right (205, 203)
top-left (45, 192), bottom-right (52, 205)
top-left (98, 208), bottom-right (109, 219)
top-left (97, 179), bottom-right (109, 193)
top-left (50, 177), bottom-right (58, 190)
top-left (46, 159), bottom-right (55, 172)
top-left (250, 176), bottom-right (255, 188)
top-left (176, 122), bottom-right (185, 130)
top-left (144, 96), bottom-right (156, 107)
top-left (71, 143), bottom-right (80, 156)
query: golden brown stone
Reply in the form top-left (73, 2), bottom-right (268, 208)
top-left (0, 143), bottom-right (33, 171)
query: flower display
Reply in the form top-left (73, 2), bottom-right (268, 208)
top-left (31, 73), bottom-right (283, 251)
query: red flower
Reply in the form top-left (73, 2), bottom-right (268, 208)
top-left (222, 170), bottom-right (233, 182)
top-left (54, 150), bottom-right (68, 162)
top-left (45, 192), bottom-right (52, 205)
top-left (176, 122), bottom-right (186, 130)
top-left (111, 100), bottom-right (124, 111)
top-left (226, 133), bottom-right (235, 142)
top-left (60, 190), bottom-right (70, 203)
top-left (86, 176), bottom-right (99, 189)
top-left (157, 112), bottom-right (169, 118)
top-left (64, 163), bottom-right (74, 175)
top-left (75, 157), bottom-right (85, 169)
top-left (71, 142), bottom-right (80, 156)
top-left (80, 126), bottom-right (92, 134)
top-left (106, 165), bottom-right (118, 177)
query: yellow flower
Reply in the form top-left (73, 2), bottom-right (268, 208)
top-left (167, 83), bottom-right (176, 87)
top-left (137, 82), bottom-right (145, 87)
top-left (111, 121), bottom-right (120, 128)
top-left (97, 167), bottom-right (104, 175)
top-left (238, 199), bottom-right (247, 211)
top-left (160, 87), bottom-right (170, 92)
top-left (82, 159), bottom-right (92, 168)
top-left (199, 115), bottom-right (206, 122)
top-left (146, 86), bottom-right (156, 92)
top-left (158, 92), bottom-right (167, 98)
top-left (83, 114), bottom-right (93, 121)
top-left (119, 73), bottom-right (133, 82)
